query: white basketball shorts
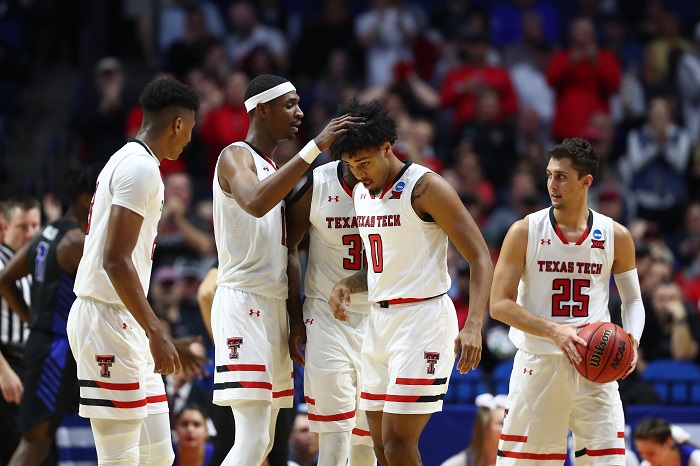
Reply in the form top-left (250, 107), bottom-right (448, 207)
top-left (211, 286), bottom-right (293, 408)
top-left (360, 295), bottom-right (458, 415)
top-left (66, 297), bottom-right (167, 420)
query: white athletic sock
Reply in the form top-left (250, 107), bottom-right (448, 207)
top-left (318, 431), bottom-right (352, 466)
top-left (222, 401), bottom-right (273, 466)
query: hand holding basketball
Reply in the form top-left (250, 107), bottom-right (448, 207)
top-left (575, 322), bottom-right (633, 383)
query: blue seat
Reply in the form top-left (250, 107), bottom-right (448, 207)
top-left (492, 358), bottom-right (515, 395)
top-left (641, 359), bottom-right (700, 404)
top-left (445, 365), bottom-right (488, 404)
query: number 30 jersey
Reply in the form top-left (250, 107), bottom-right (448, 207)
top-left (352, 162), bottom-right (450, 303)
top-left (304, 161), bottom-right (368, 314)
top-left (510, 207), bottom-right (616, 354)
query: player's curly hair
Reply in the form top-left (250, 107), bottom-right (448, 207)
top-left (244, 74), bottom-right (290, 101)
top-left (60, 164), bottom-right (101, 207)
top-left (548, 137), bottom-right (599, 180)
top-left (329, 99), bottom-right (398, 160)
top-left (140, 78), bottom-right (200, 114)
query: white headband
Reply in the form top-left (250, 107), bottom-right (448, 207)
top-left (244, 81), bottom-right (296, 112)
top-left (475, 393), bottom-right (507, 410)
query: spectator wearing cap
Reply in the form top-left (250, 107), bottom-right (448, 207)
top-left (594, 183), bottom-right (636, 226)
top-left (69, 56), bottom-right (137, 164)
top-left (546, 17), bottom-right (621, 142)
top-left (440, 393), bottom-right (507, 466)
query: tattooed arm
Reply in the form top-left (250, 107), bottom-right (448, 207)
top-left (328, 264), bottom-right (368, 322)
top-left (412, 172), bottom-right (494, 373)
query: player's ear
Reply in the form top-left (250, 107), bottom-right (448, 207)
top-left (581, 174), bottom-right (593, 188)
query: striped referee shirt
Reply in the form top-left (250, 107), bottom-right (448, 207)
top-left (0, 243), bottom-right (31, 348)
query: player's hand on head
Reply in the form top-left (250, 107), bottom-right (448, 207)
top-left (288, 322), bottom-right (306, 367)
top-left (553, 322), bottom-right (588, 366)
top-left (0, 366), bottom-right (24, 404)
top-left (172, 336), bottom-right (211, 380)
top-left (454, 323), bottom-right (482, 373)
top-left (329, 283), bottom-right (351, 322)
top-left (314, 114), bottom-right (365, 151)
top-left (149, 332), bottom-right (182, 376)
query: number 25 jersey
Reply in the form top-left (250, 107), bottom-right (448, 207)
top-left (510, 207), bottom-right (615, 355)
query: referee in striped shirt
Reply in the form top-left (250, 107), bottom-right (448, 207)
top-left (0, 196), bottom-right (40, 465)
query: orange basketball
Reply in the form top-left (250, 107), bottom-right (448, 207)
top-left (575, 322), bottom-right (633, 383)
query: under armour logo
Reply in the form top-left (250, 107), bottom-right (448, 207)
top-left (304, 318), bottom-right (314, 325)
top-left (541, 239), bottom-right (551, 245)
top-left (227, 337), bottom-right (243, 359)
top-left (424, 352), bottom-right (440, 375)
top-left (122, 322), bottom-right (132, 330)
top-left (96, 355), bottom-right (115, 378)
top-left (360, 194), bottom-right (367, 199)
top-left (263, 166), bottom-right (270, 171)
top-left (523, 368), bottom-right (533, 375)
top-left (591, 239), bottom-right (605, 249)
top-left (328, 195), bottom-right (339, 202)
top-left (249, 309), bottom-right (261, 317)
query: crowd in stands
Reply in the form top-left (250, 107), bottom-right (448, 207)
top-left (2, 0), bottom-right (700, 463)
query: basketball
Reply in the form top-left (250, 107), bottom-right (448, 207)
top-left (575, 322), bottom-right (633, 383)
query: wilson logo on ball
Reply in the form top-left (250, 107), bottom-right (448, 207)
top-left (589, 328), bottom-right (612, 367)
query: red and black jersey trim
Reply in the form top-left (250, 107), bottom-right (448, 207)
top-left (243, 141), bottom-right (278, 171)
top-left (79, 379), bottom-right (140, 390)
top-left (214, 381), bottom-right (272, 390)
top-left (337, 161), bottom-right (355, 197)
top-left (361, 392), bottom-right (446, 403)
top-left (79, 394), bottom-right (166, 409)
top-left (548, 207), bottom-right (594, 245)
top-left (215, 364), bottom-right (266, 372)
top-left (395, 377), bottom-right (448, 385)
top-left (497, 450), bottom-right (568, 461)
top-left (374, 161), bottom-right (413, 199)
top-left (574, 448), bottom-right (625, 458)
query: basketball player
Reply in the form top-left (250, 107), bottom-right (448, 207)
top-left (328, 99), bottom-right (494, 466)
top-left (0, 166), bottom-right (98, 466)
top-left (490, 138), bottom-right (645, 465)
top-left (66, 78), bottom-right (203, 464)
top-left (285, 159), bottom-right (376, 466)
top-left (0, 196), bottom-right (41, 464)
top-left (211, 74), bottom-right (362, 466)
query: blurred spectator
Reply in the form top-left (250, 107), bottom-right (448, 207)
top-left (639, 280), bottom-right (700, 368)
top-left (677, 202), bottom-right (700, 271)
top-left (592, 183), bottom-right (636, 226)
top-left (502, 10), bottom-right (551, 68)
top-left (224, 1), bottom-right (288, 72)
top-left (199, 71), bottom-right (250, 182)
top-left (311, 48), bottom-right (362, 116)
top-left (288, 411), bottom-right (319, 466)
top-left (439, 393), bottom-right (506, 466)
top-left (547, 17), bottom-right (621, 141)
top-left (255, 0), bottom-right (302, 40)
top-left (646, 11), bottom-right (689, 91)
top-left (490, 0), bottom-right (560, 48)
top-left (634, 418), bottom-right (700, 466)
top-left (451, 143), bottom-right (497, 217)
top-left (70, 57), bottom-right (137, 165)
top-left (158, 0), bottom-right (225, 61)
top-left (509, 42), bottom-right (555, 127)
top-left (165, 5), bottom-right (220, 80)
top-left (620, 96), bottom-right (691, 232)
top-left (393, 117), bottom-right (443, 172)
top-left (155, 172), bottom-right (215, 269)
top-left (172, 404), bottom-right (214, 466)
top-left (150, 265), bottom-right (186, 324)
top-left (355, 0), bottom-right (421, 87)
top-left (440, 29), bottom-right (518, 133)
top-left (676, 22), bottom-right (700, 145)
top-left (292, 0), bottom-right (357, 82)
top-left (164, 341), bottom-right (211, 428)
top-left (429, 0), bottom-right (483, 42)
top-left (459, 88), bottom-right (518, 191)
top-left (0, 202), bottom-right (6, 245)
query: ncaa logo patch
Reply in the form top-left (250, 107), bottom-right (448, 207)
top-left (593, 229), bottom-right (603, 240)
top-left (395, 181), bottom-right (405, 192)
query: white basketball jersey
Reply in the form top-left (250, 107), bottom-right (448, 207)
top-left (305, 161), bottom-right (369, 314)
top-left (213, 141), bottom-right (287, 299)
top-left (353, 162), bottom-right (450, 302)
top-left (510, 207), bottom-right (616, 354)
top-left (75, 140), bottom-right (164, 304)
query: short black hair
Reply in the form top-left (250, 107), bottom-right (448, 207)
top-left (244, 74), bottom-right (290, 102)
top-left (59, 164), bottom-right (101, 207)
top-left (329, 99), bottom-right (397, 160)
top-left (140, 78), bottom-right (199, 130)
top-left (633, 418), bottom-right (672, 444)
top-left (548, 137), bottom-right (599, 180)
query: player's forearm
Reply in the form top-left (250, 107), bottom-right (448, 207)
top-left (339, 266), bottom-right (368, 295)
top-left (463, 255), bottom-right (494, 329)
top-left (197, 268), bottom-right (217, 342)
top-left (491, 299), bottom-right (559, 340)
top-left (670, 320), bottom-right (699, 360)
top-left (286, 249), bottom-right (304, 326)
top-left (104, 257), bottom-right (161, 337)
top-left (173, 216), bottom-right (215, 255)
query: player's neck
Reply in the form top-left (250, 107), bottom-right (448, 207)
top-left (134, 132), bottom-right (163, 162)
top-left (552, 203), bottom-right (589, 228)
top-left (244, 128), bottom-right (276, 159)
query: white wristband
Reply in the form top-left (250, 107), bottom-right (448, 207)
top-left (299, 140), bottom-right (321, 164)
